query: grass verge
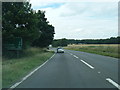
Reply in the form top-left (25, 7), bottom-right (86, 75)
top-left (0, 59), bottom-right (2, 90)
top-left (2, 48), bottom-right (54, 88)
top-left (64, 44), bottom-right (119, 58)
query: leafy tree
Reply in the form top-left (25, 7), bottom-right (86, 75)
top-left (59, 38), bottom-right (68, 46)
top-left (2, 2), bottom-right (40, 49)
top-left (32, 11), bottom-right (55, 47)
top-left (52, 39), bottom-right (61, 47)
top-left (52, 38), bottom-right (68, 47)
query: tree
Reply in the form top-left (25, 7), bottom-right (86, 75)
top-left (2, 2), bottom-right (40, 48)
top-left (52, 38), bottom-right (68, 47)
top-left (60, 38), bottom-right (68, 46)
top-left (52, 39), bottom-right (60, 47)
top-left (32, 11), bottom-right (55, 47)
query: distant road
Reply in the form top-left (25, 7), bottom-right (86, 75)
top-left (16, 49), bottom-right (119, 88)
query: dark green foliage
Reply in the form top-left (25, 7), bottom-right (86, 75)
top-left (32, 11), bottom-right (55, 47)
top-left (2, 2), bottom-right (55, 58)
top-left (2, 2), bottom-right (55, 49)
top-left (60, 38), bottom-right (68, 46)
top-left (75, 37), bottom-right (120, 44)
top-left (68, 36), bottom-right (120, 44)
top-left (2, 2), bottom-right (40, 49)
top-left (52, 40), bottom-right (61, 47)
top-left (52, 36), bottom-right (120, 47)
top-left (52, 38), bottom-right (68, 47)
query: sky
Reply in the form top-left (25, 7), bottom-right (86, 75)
top-left (30, 0), bottom-right (119, 39)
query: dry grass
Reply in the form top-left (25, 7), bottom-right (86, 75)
top-left (65, 44), bottom-right (119, 58)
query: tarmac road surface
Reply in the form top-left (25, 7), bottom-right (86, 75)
top-left (16, 49), bottom-right (119, 88)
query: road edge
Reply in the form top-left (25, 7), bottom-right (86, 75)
top-left (65, 49), bottom-right (118, 60)
top-left (8, 53), bottom-right (55, 89)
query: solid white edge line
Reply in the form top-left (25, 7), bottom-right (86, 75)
top-left (81, 60), bottom-right (94, 69)
top-left (106, 78), bottom-right (120, 89)
top-left (9, 53), bottom-right (56, 89)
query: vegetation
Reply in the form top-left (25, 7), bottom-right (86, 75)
top-left (52, 37), bottom-right (120, 47)
top-left (2, 1), bottom-right (55, 57)
top-left (52, 38), bottom-right (68, 47)
top-left (2, 1), bottom-right (55, 88)
top-left (2, 48), bottom-right (54, 88)
top-left (0, 60), bottom-right (1, 89)
top-left (31, 10), bottom-right (55, 48)
top-left (2, 1), bottom-right (119, 88)
top-left (64, 44), bottom-right (119, 58)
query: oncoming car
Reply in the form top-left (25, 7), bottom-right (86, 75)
top-left (57, 48), bottom-right (64, 53)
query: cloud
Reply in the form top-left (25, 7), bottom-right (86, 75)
top-left (30, 1), bottom-right (118, 39)
top-left (74, 28), bottom-right (84, 32)
top-left (58, 2), bottom-right (118, 18)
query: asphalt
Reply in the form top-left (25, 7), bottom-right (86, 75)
top-left (16, 48), bottom-right (119, 88)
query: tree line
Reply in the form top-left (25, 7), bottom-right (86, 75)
top-left (52, 37), bottom-right (120, 47)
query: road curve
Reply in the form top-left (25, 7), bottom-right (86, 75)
top-left (16, 49), bottom-right (119, 88)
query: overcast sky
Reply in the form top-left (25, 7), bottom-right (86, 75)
top-left (30, 0), bottom-right (118, 39)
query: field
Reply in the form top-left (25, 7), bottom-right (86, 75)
top-left (64, 44), bottom-right (119, 58)
top-left (2, 48), bottom-right (54, 88)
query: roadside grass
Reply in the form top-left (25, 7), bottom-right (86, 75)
top-left (2, 48), bottom-right (54, 88)
top-left (0, 58), bottom-right (2, 90)
top-left (64, 44), bottom-right (119, 58)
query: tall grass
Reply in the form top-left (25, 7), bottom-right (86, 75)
top-left (2, 47), bottom-right (54, 88)
top-left (64, 44), bottom-right (119, 58)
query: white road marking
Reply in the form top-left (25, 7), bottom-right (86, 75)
top-left (67, 52), bottom-right (72, 55)
top-left (81, 60), bottom-right (94, 69)
top-left (98, 71), bottom-right (101, 74)
top-left (106, 78), bottom-right (120, 89)
top-left (70, 53), bottom-right (73, 56)
top-left (73, 55), bottom-right (79, 58)
top-left (9, 53), bottom-right (56, 89)
top-left (68, 52), bottom-right (78, 58)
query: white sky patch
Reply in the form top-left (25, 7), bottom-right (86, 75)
top-left (30, 0), bottom-right (119, 3)
top-left (30, 1), bottom-right (118, 39)
top-left (74, 28), bottom-right (84, 32)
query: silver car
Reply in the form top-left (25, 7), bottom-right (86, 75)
top-left (57, 48), bottom-right (64, 53)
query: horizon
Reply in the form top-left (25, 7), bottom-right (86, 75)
top-left (53, 36), bottom-right (119, 40)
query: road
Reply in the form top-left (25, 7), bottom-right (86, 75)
top-left (16, 49), bottom-right (119, 88)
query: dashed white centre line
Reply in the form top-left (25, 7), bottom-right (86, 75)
top-left (68, 52), bottom-right (120, 89)
top-left (68, 52), bottom-right (73, 56)
top-left (106, 78), bottom-right (120, 89)
top-left (98, 71), bottom-right (101, 74)
top-left (81, 60), bottom-right (94, 69)
top-left (73, 55), bottom-right (79, 58)
top-left (69, 53), bottom-right (94, 69)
